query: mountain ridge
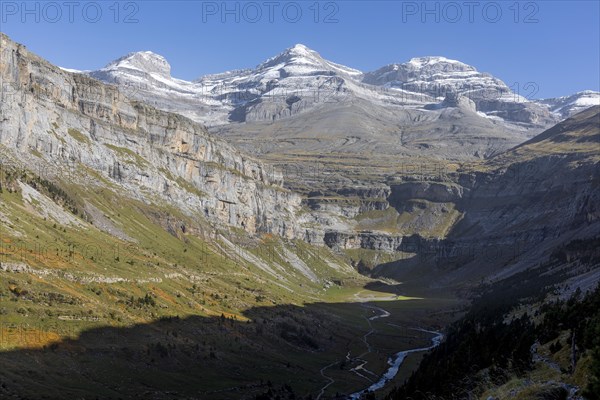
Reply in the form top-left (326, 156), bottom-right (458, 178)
top-left (77, 44), bottom-right (580, 127)
top-left (82, 44), bottom-right (598, 125)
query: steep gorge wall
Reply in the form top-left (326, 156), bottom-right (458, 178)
top-left (0, 33), bottom-right (302, 238)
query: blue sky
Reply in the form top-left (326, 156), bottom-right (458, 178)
top-left (1, 0), bottom-right (598, 98)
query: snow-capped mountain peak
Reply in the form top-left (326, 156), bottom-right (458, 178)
top-left (85, 44), bottom-right (564, 128)
top-left (104, 50), bottom-right (172, 78)
top-left (257, 43), bottom-right (323, 70)
top-left (536, 90), bottom-right (600, 119)
top-left (254, 44), bottom-right (362, 77)
top-left (407, 56), bottom-right (471, 68)
top-left (362, 56), bottom-right (508, 103)
top-left (288, 43), bottom-right (314, 55)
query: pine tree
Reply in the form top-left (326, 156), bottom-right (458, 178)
top-left (584, 347), bottom-right (600, 400)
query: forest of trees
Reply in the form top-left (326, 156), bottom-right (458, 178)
top-left (388, 282), bottom-right (600, 400)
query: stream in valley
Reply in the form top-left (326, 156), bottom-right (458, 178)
top-left (347, 327), bottom-right (443, 399)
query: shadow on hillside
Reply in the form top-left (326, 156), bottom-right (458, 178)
top-left (362, 280), bottom-right (404, 295)
top-left (370, 236), bottom-right (549, 291)
top-left (0, 294), bottom-right (447, 400)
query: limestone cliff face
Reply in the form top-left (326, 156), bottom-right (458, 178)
top-left (323, 231), bottom-right (421, 253)
top-left (371, 108), bottom-right (600, 284)
top-left (389, 182), bottom-right (464, 204)
top-left (0, 33), bottom-right (302, 238)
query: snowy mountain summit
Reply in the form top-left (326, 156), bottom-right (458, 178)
top-left (363, 56), bottom-right (511, 101)
top-left (258, 43), bottom-right (322, 69)
top-left (103, 51), bottom-right (172, 78)
top-left (83, 45), bottom-right (595, 129)
top-left (255, 43), bottom-right (362, 78)
top-left (538, 90), bottom-right (600, 119)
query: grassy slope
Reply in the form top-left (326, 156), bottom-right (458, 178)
top-left (0, 161), bottom-right (459, 399)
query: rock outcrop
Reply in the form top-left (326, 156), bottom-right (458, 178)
top-left (0, 33), bottom-right (302, 238)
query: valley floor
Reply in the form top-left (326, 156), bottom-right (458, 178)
top-left (0, 277), bottom-right (462, 400)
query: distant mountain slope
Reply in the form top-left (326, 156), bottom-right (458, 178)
top-left (536, 90), bottom-right (600, 119)
top-left (77, 43), bottom-right (594, 201)
top-left (86, 44), bottom-right (561, 130)
top-left (373, 107), bottom-right (600, 288)
top-left (491, 105), bottom-right (600, 163)
top-left (210, 94), bottom-right (530, 163)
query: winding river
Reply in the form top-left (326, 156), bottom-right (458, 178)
top-left (348, 327), bottom-right (443, 399)
top-left (316, 303), bottom-right (444, 400)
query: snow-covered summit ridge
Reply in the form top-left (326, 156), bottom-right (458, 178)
top-left (407, 56), bottom-right (473, 68)
top-left (80, 44), bottom-right (595, 126)
top-left (256, 43), bottom-right (324, 70)
top-left (103, 50), bottom-right (172, 78)
top-left (254, 43), bottom-right (362, 77)
top-left (363, 56), bottom-right (482, 87)
top-left (92, 46), bottom-right (477, 88)
top-left (537, 91), bottom-right (600, 118)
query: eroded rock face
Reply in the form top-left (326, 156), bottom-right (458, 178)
top-left (390, 182), bottom-right (464, 204)
top-left (0, 33), bottom-right (302, 238)
top-left (320, 108), bottom-right (599, 285)
top-left (324, 231), bottom-right (407, 252)
top-left (476, 99), bottom-right (553, 124)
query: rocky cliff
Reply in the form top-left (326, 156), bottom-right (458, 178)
top-left (0, 33), bottom-right (302, 238)
top-left (372, 107), bottom-right (600, 286)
